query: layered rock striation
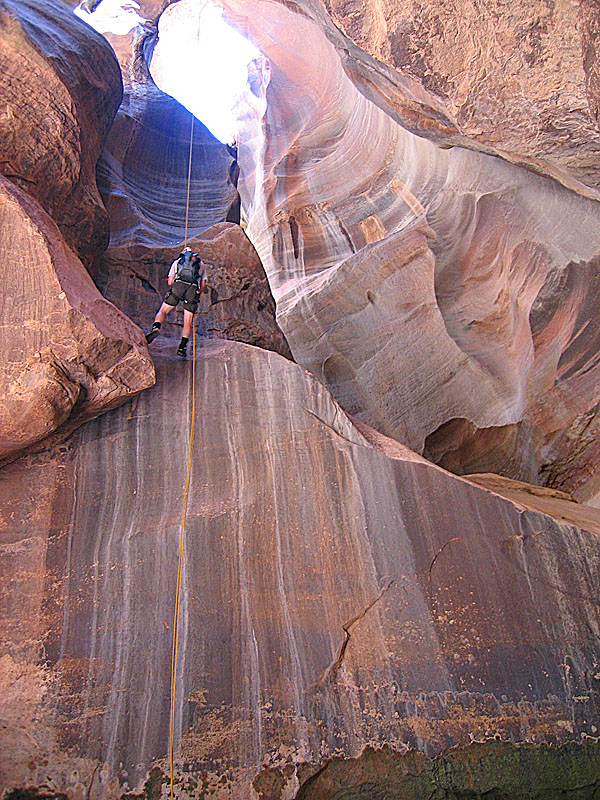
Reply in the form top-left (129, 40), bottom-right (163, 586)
top-left (207, 0), bottom-right (600, 499)
top-left (97, 82), bottom-right (238, 248)
top-left (320, 0), bottom-right (600, 199)
top-left (2, 341), bottom-right (600, 796)
top-left (96, 4), bottom-right (239, 250)
top-left (2, 0), bottom-right (600, 796)
top-left (0, 1), bottom-right (154, 464)
top-left (0, 0), bottom-right (123, 270)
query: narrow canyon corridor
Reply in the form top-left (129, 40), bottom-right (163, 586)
top-left (1, 0), bottom-right (600, 797)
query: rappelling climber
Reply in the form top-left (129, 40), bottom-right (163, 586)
top-left (145, 246), bottom-right (207, 357)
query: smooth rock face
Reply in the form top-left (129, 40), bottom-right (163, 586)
top-left (97, 81), bottom-right (238, 248)
top-left (1, 341), bottom-right (599, 796)
top-left (98, 222), bottom-right (292, 358)
top-left (210, 0), bottom-right (600, 498)
top-left (0, 172), bottom-right (154, 466)
top-left (2, 1), bottom-right (600, 798)
top-left (0, 0), bottom-right (122, 270)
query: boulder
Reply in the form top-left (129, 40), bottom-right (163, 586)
top-left (0, 173), bottom-right (154, 466)
top-left (98, 222), bottom-right (292, 358)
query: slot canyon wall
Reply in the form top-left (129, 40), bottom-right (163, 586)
top-left (206, 0), bottom-right (600, 500)
top-left (1, 0), bottom-right (600, 798)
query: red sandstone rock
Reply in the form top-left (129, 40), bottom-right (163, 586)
top-left (0, 0), bottom-right (122, 270)
top-left (1, 3), bottom-right (597, 793)
top-left (196, 0), bottom-right (600, 500)
top-left (98, 222), bottom-right (292, 358)
top-left (292, 0), bottom-right (600, 199)
top-left (0, 173), bottom-right (154, 465)
top-left (1, 341), bottom-right (599, 795)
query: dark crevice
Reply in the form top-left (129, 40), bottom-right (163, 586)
top-left (428, 536), bottom-right (463, 582)
top-left (289, 215), bottom-right (300, 259)
top-left (338, 218), bottom-right (356, 253)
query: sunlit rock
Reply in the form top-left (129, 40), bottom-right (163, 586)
top-left (214, 0), bottom-right (600, 498)
top-left (318, 0), bottom-right (600, 199)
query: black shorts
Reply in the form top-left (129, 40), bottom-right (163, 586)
top-left (163, 280), bottom-right (199, 313)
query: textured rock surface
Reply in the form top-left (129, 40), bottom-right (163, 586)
top-left (317, 0), bottom-right (600, 199)
top-left (1, 342), bottom-right (600, 796)
top-left (94, 0), bottom-right (600, 201)
top-left (0, 0), bottom-right (122, 269)
top-left (2, 0), bottom-right (600, 797)
top-left (84, 0), bottom-right (600, 495)
top-left (0, 173), bottom-right (154, 466)
top-left (288, 742), bottom-right (600, 799)
top-left (97, 81), bottom-right (237, 248)
top-left (202, 0), bottom-right (600, 499)
top-left (98, 222), bottom-right (292, 358)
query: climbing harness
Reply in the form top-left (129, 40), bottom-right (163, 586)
top-left (169, 109), bottom-right (197, 799)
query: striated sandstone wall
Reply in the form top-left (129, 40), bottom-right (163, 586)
top-left (95, 1), bottom-right (239, 249)
top-left (2, 341), bottom-right (600, 796)
top-left (321, 0), bottom-right (600, 199)
top-left (0, 0), bottom-right (123, 270)
top-left (97, 82), bottom-right (238, 249)
top-left (208, 0), bottom-right (600, 499)
top-left (1, 0), bottom-right (600, 796)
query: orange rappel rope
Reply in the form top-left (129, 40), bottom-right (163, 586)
top-left (169, 110), bottom-right (196, 799)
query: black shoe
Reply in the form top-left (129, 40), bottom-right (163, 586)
top-left (146, 325), bottom-right (160, 344)
top-left (177, 344), bottom-right (187, 358)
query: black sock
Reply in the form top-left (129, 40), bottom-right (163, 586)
top-left (180, 336), bottom-right (189, 347)
top-left (152, 321), bottom-right (161, 329)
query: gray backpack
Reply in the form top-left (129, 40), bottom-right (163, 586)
top-left (175, 251), bottom-right (202, 283)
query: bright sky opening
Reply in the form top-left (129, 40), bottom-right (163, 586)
top-left (73, 0), bottom-right (260, 144)
top-left (151, 3), bottom-right (260, 143)
top-left (73, 0), bottom-right (143, 35)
